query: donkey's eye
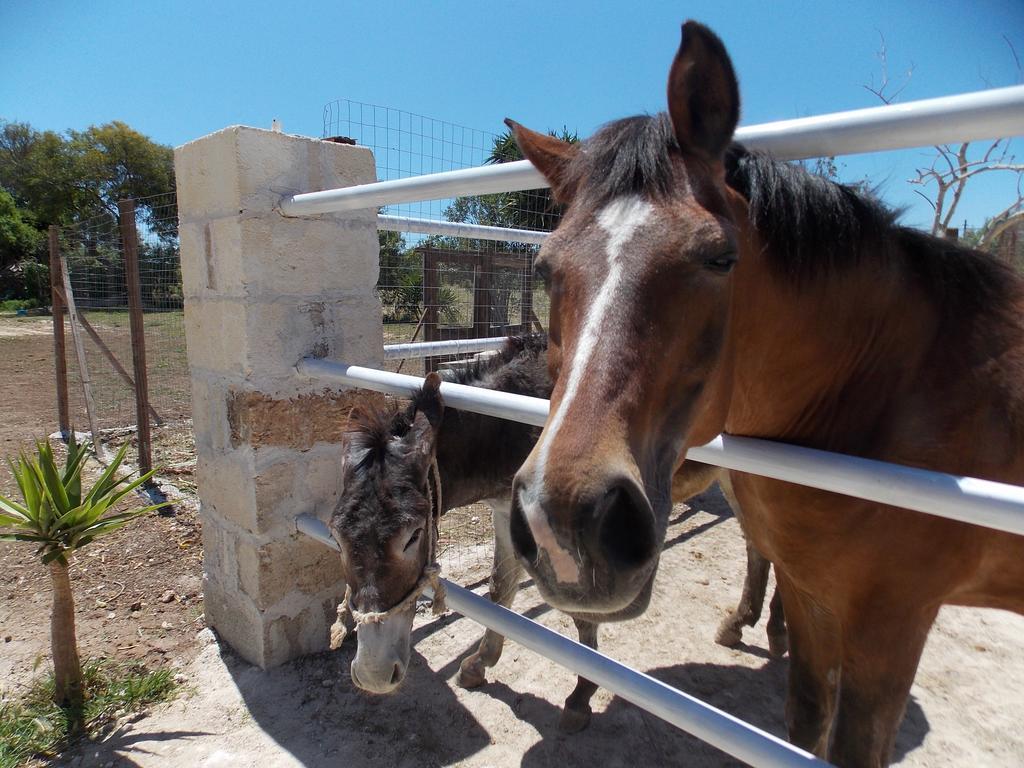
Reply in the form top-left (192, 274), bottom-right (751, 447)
top-left (534, 260), bottom-right (552, 288)
top-left (703, 253), bottom-right (737, 274)
top-left (403, 527), bottom-right (423, 552)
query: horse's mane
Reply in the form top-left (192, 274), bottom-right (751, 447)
top-left (569, 112), bottom-right (1014, 321)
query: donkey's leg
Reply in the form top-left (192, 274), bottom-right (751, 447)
top-left (716, 540), bottom-right (770, 647)
top-left (458, 499), bottom-right (522, 689)
top-left (715, 472), bottom-right (774, 649)
top-left (828, 601), bottom-right (937, 768)
top-left (765, 580), bottom-right (788, 658)
top-left (777, 573), bottom-right (841, 757)
top-left (558, 619), bottom-right (600, 733)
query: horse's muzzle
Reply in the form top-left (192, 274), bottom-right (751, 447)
top-left (510, 475), bottom-right (659, 614)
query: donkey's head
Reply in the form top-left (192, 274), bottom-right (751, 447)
top-left (330, 374), bottom-right (444, 693)
top-left (507, 22), bottom-right (747, 615)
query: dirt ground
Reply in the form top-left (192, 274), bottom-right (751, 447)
top-left (0, 315), bottom-right (204, 703)
top-left (3, 314), bottom-right (1024, 767)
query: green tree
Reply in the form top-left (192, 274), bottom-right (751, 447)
top-left (0, 118), bottom-right (177, 301)
top-left (0, 436), bottom-right (168, 728)
top-left (66, 122), bottom-right (175, 236)
top-left (0, 189), bottom-right (43, 271)
top-left (0, 118), bottom-right (175, 232)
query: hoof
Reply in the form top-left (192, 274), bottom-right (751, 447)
top-left (558, 705), bottom-right (592, 734)
top-left (457, 657), bottom-right (487, 689)
top-left (715, 621), bottom-right (743, 648)
top-left (768, 632), bottom-right (789, 658)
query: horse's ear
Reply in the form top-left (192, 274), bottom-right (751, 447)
top-left (505, 119), bottom-right (579, 203)
top-left (667, 21), bottom-right (740, 162)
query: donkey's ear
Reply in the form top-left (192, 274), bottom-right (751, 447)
top-left (404, 410), bottom-right (438, 479)
top-left (667, 21), bottom-right (740, 162)
top-left (417, 372), bottom-right (444, 429)
top-left (505, 119), bottom-right (580, 204)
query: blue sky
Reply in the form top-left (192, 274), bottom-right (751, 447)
top-left (2, 0), bottom-right (1022, 230)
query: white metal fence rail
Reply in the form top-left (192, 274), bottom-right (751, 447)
top-left (291, 85), bottom-right (1024, 767)
top-left (281, 86), bottom-right (1024, 217)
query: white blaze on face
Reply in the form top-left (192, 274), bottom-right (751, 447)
top-left (519, 196), bottom-right (653, 583)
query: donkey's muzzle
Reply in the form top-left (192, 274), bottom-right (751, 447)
top-left (349, 608), bottom-right (414, 694)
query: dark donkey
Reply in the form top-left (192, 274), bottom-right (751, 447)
top-left (329, 335), bottom-right (783, 731)
top-left (505, 22), bottom-right (1024, 767)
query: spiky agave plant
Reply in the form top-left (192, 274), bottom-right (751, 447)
top-left (0, 434), bottom-right (168, 728)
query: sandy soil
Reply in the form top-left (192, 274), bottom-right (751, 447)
top-left (0, 316), bottom-right (205, 701)
top-left (54, 488), bottom-right (1024, 768)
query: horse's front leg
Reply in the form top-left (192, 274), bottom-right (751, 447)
top-left (828, 597), bottom-right (937, 767)
top-left (766, 581), bottom-right (788, 657)
top-left (558, 618), bottom-right (600, 733)
top-left (458, 499), bottom-right (522, 689)
top-left (776, 571), bottom-right (841, 757)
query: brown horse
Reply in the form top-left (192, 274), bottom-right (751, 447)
top-left (329, 336), bottom-right (783, 731)
top-left (504, 21), bottom-right (1024, 767)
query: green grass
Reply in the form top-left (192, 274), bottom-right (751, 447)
top-left (0, 660), bottom-right (177, 768)
top-left (0, 299), bottom-right (39, 313)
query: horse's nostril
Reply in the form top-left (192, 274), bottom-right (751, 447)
top-left (390, 663), bottom-right (404, 686)
top-left (510, 493), bottom-right (538, 562)
top-left (597, 484), bottom-right (657, 570)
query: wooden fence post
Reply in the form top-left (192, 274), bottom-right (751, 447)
top-left (118, 199), bottom-right (153, 476)
top-left (49, 226), bottom-right (70, 436)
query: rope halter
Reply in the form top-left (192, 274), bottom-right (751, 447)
top-left (330, 459), bottom-right (447, 650)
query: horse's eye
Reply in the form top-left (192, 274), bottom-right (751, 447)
top-left (404, 527), bottom-right (423, 552)
top-left (703, 254), bottom-right (737, 274)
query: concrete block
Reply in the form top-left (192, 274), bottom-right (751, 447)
top-left (299, 446), bottom-right (346, 515)
top-left (182, 298), bottom-right (247, 376)
top-left (234, 127), bottom-right (376, 215)
top-left (174, 127), bottom-right (245, 223)
top-left (203, 577), bottom-right (264, 665)
top-left (196, 451), bottom-right (259, 533)
top-left (200, 516), bottom-right (239, 594)
top-left (189, 375), bottom-right (232, 455)
top-left (238, 216), bottom-right (379, 298)
top-left (236, 535), bottom-right (343, 611)
top-left (264, 594), bottom-right (342, 667)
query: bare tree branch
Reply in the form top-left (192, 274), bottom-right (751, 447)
top-left (864, 33), bottom-right (1023, 236)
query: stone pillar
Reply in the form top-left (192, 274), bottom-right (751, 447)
top-left (175, 127), bottom-right (382, 667)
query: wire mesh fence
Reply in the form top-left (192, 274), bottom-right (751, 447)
top-left (324, 98), bottom-right (557, 379)
top-left (58, 192), bottom-right (193, 485)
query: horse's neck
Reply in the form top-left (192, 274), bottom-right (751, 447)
top-left (724, 260), bottom-right (941, 454)
top-left (724, 255), bottom-right (1024, 478)
top-left (434, 370), bottom-right (546, 511)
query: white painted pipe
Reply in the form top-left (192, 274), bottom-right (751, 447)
top-left (281, 162), bottom-right (547, 216)
top-left (281, 86), bottom-right (1024, 217)
top-left (297, 358), bottom-right (549, 425)
top-left (688, 435), bottom-right (1024, 539)
top-left (383, 336), bottom-right (512, 360)
top-left (299, 359), bottom-right (1024, 537)
top-left (735, 85), bottom-right (1024, 161)
top-left (294, 513), bottom-right (825, 768)
top-left (377, 214), bottom-right (549, 245)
